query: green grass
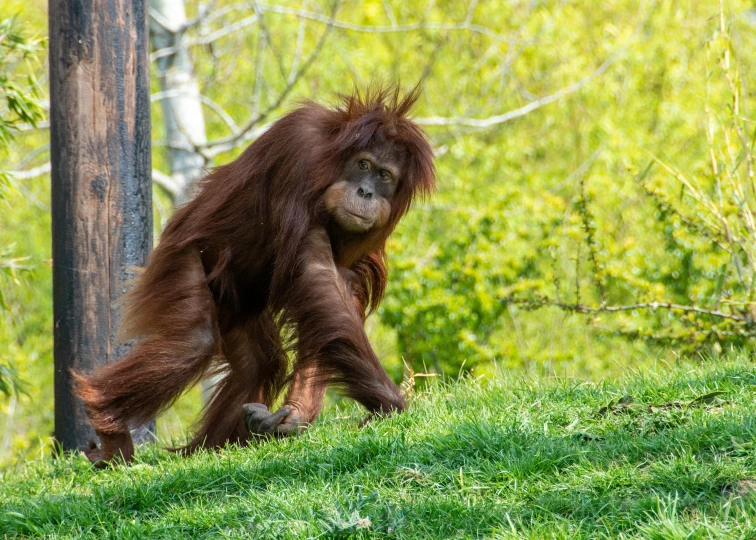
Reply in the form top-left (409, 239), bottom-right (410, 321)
top-left (3, 356), bottom-right (756, 538)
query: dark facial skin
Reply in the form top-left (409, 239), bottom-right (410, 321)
top-left (323, 145), bottom-right (405, 233)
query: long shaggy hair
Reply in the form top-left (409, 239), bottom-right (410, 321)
top-left (75, 85), bottom-right (435, 454)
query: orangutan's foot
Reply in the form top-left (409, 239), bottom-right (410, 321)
top-left (242, 403), bottom-right (308, 437)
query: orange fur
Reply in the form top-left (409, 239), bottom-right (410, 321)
top-left (74, 86), bottom-right (435, 463)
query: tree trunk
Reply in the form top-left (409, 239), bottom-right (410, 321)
top-left (150, 0), bottom-right (207, 206)
top-left (50, 0), bottom-right (153, 451)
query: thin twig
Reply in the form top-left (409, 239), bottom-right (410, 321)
top-left (255, 1), bottom-right (287, 81)
top-left (152, 169), bottom-right (182, 199)
top-left (202, 0), bottom-right (341, 156)
top-left (504, 296), bottom-right (749, 322)
top-left (220, 2), bottom-right (511, 43)
top-left (151, 14), bottom-right (260, 61)
top-left (7, 162), bottom-right (50, 179)
top-left (182, 0), bottom-right (219, 32)
top-left (416, 44), bottom-right (627, 128)
top-left (152, 89), bottom-right (238, 132)
top-left (16, 120), bottom-right (49, 131)
top-left (577, 169), bottom-right (606, 302)
top-left (287, 0), bottom-right (308, 84)
top-left (12, 143), bottom-right (50, 170)
top-left (149, 7), bottom-right (180, 33)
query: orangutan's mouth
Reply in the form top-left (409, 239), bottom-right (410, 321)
top-left (345, 209), bottom-right (371, 221)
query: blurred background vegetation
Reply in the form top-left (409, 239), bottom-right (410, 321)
top-left (1, 0), bottom-right (755, 466)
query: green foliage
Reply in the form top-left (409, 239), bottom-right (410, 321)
top-left (3, 355), bottom-right (756, 537)
top-left (0, 14), bottom-right (45, 195)
top-left (3, 0), bottom-right (756, 465)
top-left (0, 244), bottom-right (31, 311)
top-left (377, 1), bottom-right (756, 375)
top-left (0, 13), bottom-right (45, 402)
top-left (0, 15), bottom-right (44, 148)
top-left (382, 194), bottom-right (562, 373)
top-left (149, 0), bottom-right (756, 376)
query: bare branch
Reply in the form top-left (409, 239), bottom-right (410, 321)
top-left (8, 162), bottom-right (50, 179)
top-left (507, 296), bottom-right (750, 323)
top-left (190, 2), bottom-right (510, 43)
top-left (152, 169), bottom-right (181, 199)
top-left (288, 0), bottom-right (309, 84)
top-left (251, 10), bottom-right (266, 117)
top-left (153, 137), bottom-right (200, 154)
top-left (465, 0), bottom-right (479, 24)
top-left (151, 14), bottom-right (260, 61)
top-left (555, 301), bottom-right (748, 322)
top-left (203, 117), bottom-right (270, 158)
top-left (197, 14), bottom-right (260, 47)
top-left (255, 2), bottom-right (288, 81)
top-left (6, 162), bottom-right (183, 204)
top-left (382, 0), bottom-right (398, 26)
top-left (197, 95), bottom-right (239, 132)
top-left (259, 3), bottom-right (510, 42)
top-left (16, 120), bottom-right (50, 131)
top-left (202, 0), bottom-right (341, 156)
top-left (1, 166), bottom-right (49, 209)
top-left (149, 6), bottom-right (180, 33)
top-left (14, 143), bottom-right (50, 170)
top-left (415, 45), bottom-right (626, 128)
top-left (423, 0), bottom-right (436, 20)
top-left (152, 90), bottom-right (238, 131)
top-left (195, 1), bottom-right (257, 26)
top-left (182, 0), bottom-right (219, 32)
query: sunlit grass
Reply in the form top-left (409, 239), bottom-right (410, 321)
top-left (3, 353), bottom-right (756, 538)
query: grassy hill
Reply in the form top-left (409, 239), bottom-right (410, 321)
top-left (2, 356), bottom-right (756, 538)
